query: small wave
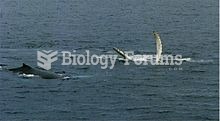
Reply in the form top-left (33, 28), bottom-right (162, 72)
top-left (4, 111), bottom-right (25, 114)
top-left (178, 94), bottom-right (217, 99)
top-left (157, 110), bottom-right (173, 114)
top-left (142, 93), bottom-right (157, 96)
top-left (14, 96), bottom-right (26, 99)
top-left (11, 85), bottom-right (27, 89)
top-left (61, 75), bottom-right (93, 80)
top-left (73, 75), bottom-right (93, 78)
top-left (189, 59), bottom-right (214, 63)
top-left (48, 89), bottom-right (61, 93)
top-left (190, 69), bottom-right (206, 73)
top-left (16, 90), bottom-right (30, 94)
top-left (62, 76), bottom-right (71, 80)
top-left (126, 106), bottom-right (149, 111)
top-left (176, 58), bottom-right (191, 61)
top-left (0, 63), bottom-right (8, 66)
top-left (18, 73), bottom-right (36, 78)
top-left (76, 66), bottom-right (89, 70)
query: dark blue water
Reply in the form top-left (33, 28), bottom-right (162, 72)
top-left (0, 0), bottom-right (219, 120)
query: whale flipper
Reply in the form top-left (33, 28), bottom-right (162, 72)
top-left (9, 63), bottom-right (59, 79)
top-left (113, 47), bottom-right (131, 60)
top-left (153, 31), bottom-right (163, 63)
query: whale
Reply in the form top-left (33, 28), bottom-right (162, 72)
top-left (113, 31), bottom-right (191, 63)
top-left (113, 31), bottom-right (162, 62)
top-left (9, 63), bottom-right (60, 79)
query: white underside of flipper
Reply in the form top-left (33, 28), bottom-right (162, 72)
top-left (153, 32), bottom-right (162, 63)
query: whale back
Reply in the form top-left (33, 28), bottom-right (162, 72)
top-left (9, 63), bottom-right (59, 79)
top-left (9, 63), bottom-right (32, 73)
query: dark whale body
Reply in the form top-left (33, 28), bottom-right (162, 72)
top-left (9, 63), bottom-right (59, 79)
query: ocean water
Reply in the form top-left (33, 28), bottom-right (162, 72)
top-left (0, 0), bottom-right (219, 120)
